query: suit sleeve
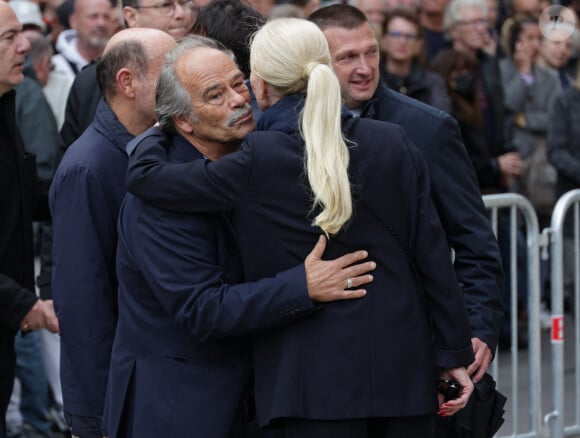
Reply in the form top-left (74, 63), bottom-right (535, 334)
top-left (132, 204), bottom-right (317, 340)
top-left (426, 115), bottom-right (504, 352)
top-left (126, 129), bottom-right (251, 213)
top-left (406, 136), bottom-right (475, 369)
top-left (0, 273), bottom-right (37, 330)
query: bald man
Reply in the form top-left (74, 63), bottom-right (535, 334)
top-left (49, 28), bottom-right (176, 438)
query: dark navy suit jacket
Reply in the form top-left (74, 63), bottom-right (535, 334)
top-left (105, 132), bottom-right (316, 438)
top-left (126, 95), bottom-right (474, 426)
top-left (362, 84), bottom-right (504, 352)
top-left (50, 99), bottom-right (132, 423)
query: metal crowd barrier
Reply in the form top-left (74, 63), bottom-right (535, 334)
top-left (481, 190), bottom-right (580, 438)
top-left (483, 193), bottom-right (543, 438)
top-left (543, 189), bottom-right (580, 438)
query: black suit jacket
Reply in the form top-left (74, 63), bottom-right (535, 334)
top-left (0, 91), bottom-right (39, 427)
top-left (361, 84), bottom-right (504, 352)
top-left (0, 91), bottom-right (37, 335)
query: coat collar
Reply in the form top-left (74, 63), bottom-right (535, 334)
top-left (256, 93), bottom-right (304, 134)
top-left (93, 98), bottom-right (135, 156)
top-left (360, 81), bottom-right (390, 120)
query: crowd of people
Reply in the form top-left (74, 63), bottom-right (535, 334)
top-left (0, 0), bottom-right (578, 436)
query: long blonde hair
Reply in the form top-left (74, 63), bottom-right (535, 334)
top-left (250, 18), bottom-right (352, 235)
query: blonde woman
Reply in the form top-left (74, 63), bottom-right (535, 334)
top-left (126, 18), bottom-right (474, 437)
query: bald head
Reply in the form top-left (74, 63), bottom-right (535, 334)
top-left (97, 28), bottom-right (175, 98)
top-left (96, 27), bottom-right (176, 134)
top-left (104, 27), bottom-right (176, 55)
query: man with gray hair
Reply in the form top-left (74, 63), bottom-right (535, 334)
top-left (49, 27), bottom-right (176, 438)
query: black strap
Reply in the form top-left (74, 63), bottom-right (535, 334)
top-left (360, 199), bottom-right (413, 262)
top-left (65, 58), bottom-right (79, 75)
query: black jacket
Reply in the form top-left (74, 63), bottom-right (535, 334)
top-left (361, 83), bottom-right (504, 352)
top-left (0, 90), bottom-right (38, 337)
top-left (59, 63), bottom-right (102, 151)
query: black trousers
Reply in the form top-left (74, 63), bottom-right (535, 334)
top-left (0, 338), bottom-right (16, 438)
top-left (261, 415), bottom-right (435, 438)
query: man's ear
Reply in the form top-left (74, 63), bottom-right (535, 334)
top-left (174, 115), bottom-right (194, 134)
top-left (122, 6), bottom-right (138, 28)
top-left (116, 68), bottom-right (136, 98)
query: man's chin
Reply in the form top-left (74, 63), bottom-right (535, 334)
top-left (238, 120), bottom-right (256, 135)
top-left (169, 28), bottom-right (190, 40)
top-left (350, 90), bottom-right (374, 105)
top-left (89, 38), bottom-right (109, 50)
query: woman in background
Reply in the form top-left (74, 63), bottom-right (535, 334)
top-left (431, 48), bottom-right (522, 192)
top-left (380, 8), bottom-right (451, 112)
top-left (499, 12), bottom-right (560, 224)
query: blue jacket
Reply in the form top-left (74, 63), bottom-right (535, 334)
top-left (49, 99), bottom-right (131, 421)
top-left (105, 132), bottom-right (316, 438)
top-left (361, 84), bottom-right (504, 352)
top-left (126, 94), bottom-right (474, 426)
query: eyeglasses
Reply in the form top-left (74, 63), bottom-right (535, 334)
top-left (456, 17), bottom-right (488, 27)
top-left (386, 31), bottom-right (418, 41)
top-left (134, 0), bottom-right (194, 16)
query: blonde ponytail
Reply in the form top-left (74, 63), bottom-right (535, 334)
top-left (250, 18), bottom-right (352, 235)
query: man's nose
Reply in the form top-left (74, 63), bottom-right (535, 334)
top-left (173, 1), bottom-right (187, 18)
top-left (17, 33), bottom-right (31, 54)
top-left (229, 88), bottom-right (249, 107)
top-left (355, 56), bottom-right (371, 75)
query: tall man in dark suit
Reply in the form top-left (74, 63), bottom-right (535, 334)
top-left (308, 4), bottom-right (504, 383)
top-left (0, 3), bottom-right (59, 436)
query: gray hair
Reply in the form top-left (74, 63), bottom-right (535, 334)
top-left (443, 0), bottom-right (488, 30)
top-left (156, 35), bottom-right (227, 132)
